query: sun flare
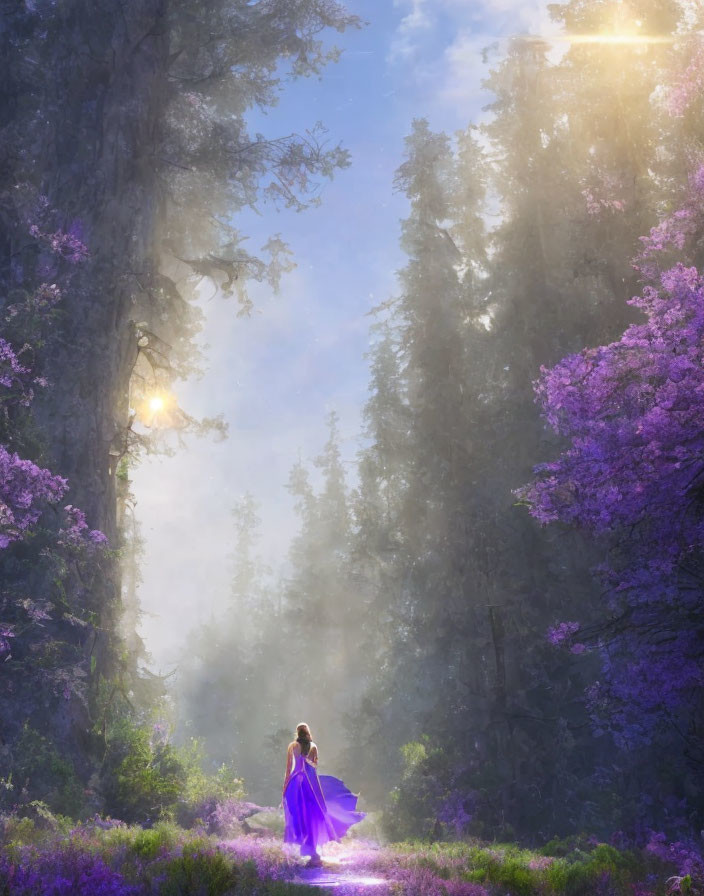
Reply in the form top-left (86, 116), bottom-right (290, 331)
top-left (562, 32), bottom-right (674, 44)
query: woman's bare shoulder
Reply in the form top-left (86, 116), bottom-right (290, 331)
top-left (288, 741), bottom-right (301, 752)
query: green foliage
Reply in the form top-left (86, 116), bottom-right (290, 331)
top-left (178, 740), bottom-right (245, 807)
top-left (382, 739), bottom-right (458, 842)
top-left (486, 858), bottom-right (537, 895)
top-left (539, 842), bottom-right (640, 896)
top-left (393, 838), bottom-right (668, 896)
top-left (102, 718), bottom-right (185, 822)
top-left (101, 716), bottom-right (244, 825)
top-left (128, 822), bottom-right (183, 861)
top-left (3, 725), bottom-right (85, 818)
top-left (539, 834), bottom-right (597, 857)
top-left (400, 741), bottom-right (428, 767)
top-left (0, 802), bottom-right (73, 852)
top-left (158, 843), bottom-right (237, 896)
top-left (115, 456), bottom-right (130, 483)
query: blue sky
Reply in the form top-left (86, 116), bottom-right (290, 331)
top-left (132, 0), bottom-right (560, 670)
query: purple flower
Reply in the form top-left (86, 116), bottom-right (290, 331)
top-left (58, 505), bottom-right (108, 550)
top-left (547, 621), bottom-right (580, 645)
top-left (0, 446), bottom-right (68, 548)
top-left (517, 163), bottom-right (704, 746)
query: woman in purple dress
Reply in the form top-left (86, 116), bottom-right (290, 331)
top-left (281, 722), bottom-right (365, 866)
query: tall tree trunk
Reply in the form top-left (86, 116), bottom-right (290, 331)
top-left (1, 0), bottom-right (169, 775)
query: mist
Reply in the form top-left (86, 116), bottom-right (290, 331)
top-left (1, 0), bottom-right (703, 891)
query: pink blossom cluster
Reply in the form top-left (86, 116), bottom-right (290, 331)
top-left (528, 855), bottom-right (555, 871)
top-left (50, 664), bottom-right (87, 702)
top-left (581, 187), bottom-right (626, 217)
top-left (150, 721), bottom-right (169, 749)
top-left (580, 166), bottom-right (627, 217)
top-left (520, 262), bottom-right (704, 534)
top-left (665, 37), bottom-right (704, 117)
top-left (28, 222), bottom-right (89, 263)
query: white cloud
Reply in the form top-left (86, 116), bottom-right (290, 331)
top-left (389, 0), bottom-right (433, 62)
top-left (439, 28), bottom-right (498, 106)
top-left (389, 0), bottom-right (567, 117)
top-left (440, 1), bottom-right (566, 106)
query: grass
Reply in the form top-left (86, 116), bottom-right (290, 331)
top-left (0, 811), bottom-right (694, 895)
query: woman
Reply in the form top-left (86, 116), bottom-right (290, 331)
top-left (282, 722), bottom-right (365, 866)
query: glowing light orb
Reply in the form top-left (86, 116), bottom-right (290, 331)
top-left (149, 395), bottom-right (165, 413)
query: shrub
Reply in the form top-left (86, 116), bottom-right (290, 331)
top-left (173, 741), bottom-right (245, 830)
top-left (128, 822), bottom-right (182, 861)
top-left (101, 718), bottom-right (246, 828)
top-left (101, 718), bottom-right (186, 823)
top-left (158, 844), bottom-right (237, 896)
top-left (486, 857), bottom-right (537, 895)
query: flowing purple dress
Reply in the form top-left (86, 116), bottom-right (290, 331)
top-left (283, 746), bottom-right (365, 857)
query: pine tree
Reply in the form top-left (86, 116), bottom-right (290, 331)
top-left (282, 412), bottom-right (356, 765)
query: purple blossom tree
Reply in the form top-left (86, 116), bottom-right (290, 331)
top-left (0, 199), bottom-right (111, 811)
top-left (0, 208), bottom-right (103, 553)
top-left (516, 164), bottom-right (704, 761)
top-left (665, 35), bottom-right (704, 119)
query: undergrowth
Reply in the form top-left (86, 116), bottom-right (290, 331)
top-left (0, 811), bottom-right (699, 895)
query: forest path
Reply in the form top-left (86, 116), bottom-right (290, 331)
top-left (234, 809), bottom-right (394, 891)
top-left (292, 853), bottom-right (391, 892)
